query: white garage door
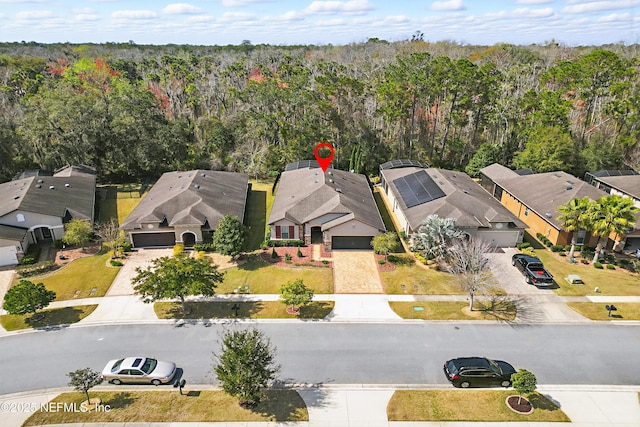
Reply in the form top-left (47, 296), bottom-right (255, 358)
top-left (475, 231), bottom-right (520, 248)
top-left (0, 246), bottom-right (18, 267)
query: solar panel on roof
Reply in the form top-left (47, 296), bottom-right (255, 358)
top-left (393, 170), bottom-right (445, 208)
top-left (285, 160), bottom-right (321, 171)
top-left (380, 159), bottom-right (428, 170)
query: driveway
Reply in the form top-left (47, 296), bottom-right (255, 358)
top-left (486, 248), bottom-right (556, 296)
top-left (332, 250), bottom-right (383, 294)
top-left (106, 248), bottom-right (173, 296)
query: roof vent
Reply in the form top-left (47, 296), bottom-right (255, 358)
top-left (37, 179), bottom-right (44, 183)
top-left (566, 186), bottom-right (572, 190)
top-left (194, 184), bottom-right (200, 189)
top-left (13, 195), bottom-right (19, 200)
top-left (336, 188), bottom-right (343, 193)
top-left (329, 179), bottom-right (334, 183)
top-left (350, 169), bottom-right (354, 173)
top-left (328, 171), bottom-right (332, 175)
top-left (65, 183), bottom-right (70, 187)
top-left (35, 184), bottom-right (41, 188)
top-left (545, 212), bottom-right (552, 218)
top-left (49, 185), bottom-right (55, 190)
top-left (200, 172), bottom-right (206, 177)
top-left (463, 190), bottom-right (469, 194)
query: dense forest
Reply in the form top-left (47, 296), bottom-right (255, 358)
top-left (0, 39), bottom-right (639, 183)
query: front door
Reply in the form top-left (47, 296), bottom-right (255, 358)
top-left (311, 227), bottom-right (323, 244)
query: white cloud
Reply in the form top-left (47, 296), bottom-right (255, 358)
top-left (221, 0), bottom-right (268, 6)
top-left (185, 15), bottom-right (215, 23)
top-left (0, 0), bottom-right (47, 3)
top-left (562, 0), bottom-right (640, 14)
top-left (516, 0), bottom-right (553, 4)
top-left (162, 3), bottom-right (203, 14)
top-left (597, 12), bottom-right (632, 21)
top-left (75, 13), bottom-right (99, 21)
top-left (512, 7), bottom-right (554, 18)
top-left (16, 10), bottom-right (54, 19)
top-left (73, 8), bottom-right (97, 14)
top-left (218, 11), bottom-right (256, 22)
top-left (430, 0), bottom-right (465, 11)
top-left (111, 10), bottom-right (158, 19)
top-left (305, 0), bottom-right (373, 15)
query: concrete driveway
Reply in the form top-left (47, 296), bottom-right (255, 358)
top-left (106, 248), bottom-right (173, 295)
top-left (332, 250), bottom-right (383, 294)
top-left (486, 247), bottom-right (556, 296)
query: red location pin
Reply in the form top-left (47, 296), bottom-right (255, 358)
top-left (314, 142), bottom-right (334, 173)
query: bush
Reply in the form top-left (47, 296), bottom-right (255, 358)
top-left (399, 231), bottom-right (407, 240)
top-left (271, 248), bottom-right (278, 259)
top-left (593, 262), bottom-right (603, 269)
top-left (193, 242), bottom-right (216, 252)
top-left (267, 239), bottom-right (305, 247)
top-left (551, 245), bottom-right (564, 252)
top-left (110, 260), bottom-right (123, 267)
top-left (606, 263), bottom-right (616, 270)
top-left (559, 251), bottom-right (566, 257)
top-left (173, 244), bottom-right (184, 255)
top-left (378, 259), bottom-right (385, 264)
top-left (580, 259), bottom-right (590, 265)
top-left (581, 245), bottom-right (594, 252)
top-left (543, 238), bottom-right (553, 247)
top-left (118, 241), bottom-right (133, 252)
top-left (285, 253), bottom-right (292, 261)
top-left (52, 239), bottom-right (65, 249)
top-left (536, 232), bottom-right (545, 240)
top-left (414, 253), bottom-right (428, 265)
top-left (20, 254), bottom-right (38, 265)
top-left (322, 260), bottom-right (329, 265)
top-left (581, 250), bottom-right (595, 260)
top-left (16, 261), bottom-right (59, 278)
top-left (297, 248), bottom-right (303, 258)
top-left (516, 242), bottom-right (531, 250)
top-left (618, 259), bottom-right (630, 265)
top-left (564, 245), bottom-right (572, 251)
top-left (387, 254), bottom-right (398, 263)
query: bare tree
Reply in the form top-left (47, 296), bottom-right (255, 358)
top-left (444, 237), bottom-right (497, 311)
top-left (95, 218), bottom-right (123, 252)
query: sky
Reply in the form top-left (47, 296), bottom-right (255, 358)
top-left (0, 0), bottom-right (638, 46)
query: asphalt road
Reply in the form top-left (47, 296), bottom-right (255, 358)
top-left (1, 322), bottom-right (639, 394)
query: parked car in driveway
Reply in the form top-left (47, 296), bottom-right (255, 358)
top-left (511, 253), bottom-right (554, 286)
top-left (443, 357), bottom-right (516, 388)
top-left (101, 357), bottom-right (177, 385)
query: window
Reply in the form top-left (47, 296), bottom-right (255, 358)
top-left (576, 229), bottom-right (586, 245)
top-left (281, 228), bottom-right (289, 239)
top-left (524, 207), bottom-right (529, 217)
top-left (16, 213), bottom-right (25, 222)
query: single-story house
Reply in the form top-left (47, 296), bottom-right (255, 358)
top-left (479, 163), bottom-right (608, 247)
top-left (120, 170), bottom-right (249, 248)
top-left (268, 161), bottom-right (385, 250)
top-left (0, 165), bottom-right (96, 266)
top-left (585, 170), bottom-right (640, 252)
top-left (380, 162), bottom-right (526, 247)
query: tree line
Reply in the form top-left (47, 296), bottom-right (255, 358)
top-left (1, 40), bottom-right (639, 183)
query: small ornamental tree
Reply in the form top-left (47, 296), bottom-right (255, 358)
top-left (372, 232), bottom-right (399, 260)
top-left (279, 279), bottom-right (314, 314)
top-left (511, 369), bottom-right (537, 405)
top-left (95, 218), bottom-right (124, 253)
top-left (132, 253), bottom-right (224, 313)
top-left (213, 214), bottom-right (246, 258)
top-left (62, 219), bottom-right (93, 250)
top-left (3, 280), bottom-right (56, 317)
top-left (67, 368), bottom-right (103, 405)
top-left (213, 328), bottom-right (280, 408)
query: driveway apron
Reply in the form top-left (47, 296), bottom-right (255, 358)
top-left (332, 250), bottom-right (383, 294)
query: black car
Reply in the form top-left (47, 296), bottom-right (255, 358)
top-left (443, 357), bottom-right (516, 388)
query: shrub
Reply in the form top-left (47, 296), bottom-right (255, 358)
top-left (580, 259), bottom-right (590, 265)
top-left (20, 254), bottom-right (37, 265)
top-left (516, 242), bottom-right (531, 250)
top-left (606, 263), bottom-right (616, 270)
top-left (618, 259), bottom-right (630, 265)
top-left (193, 242), bottom-right (216, 252)
top-left (118, 242), bottom-right (133, 252)
top-left (387, 254), bottom-right (398, 263)
top-left (322, 260), bottom-right (329, 265)
top-left (16, 261), bottom-right (59, 278)
top-left (399, 231), bottom-right (407, 240)
top-left (543, 237), bottom-right (553, 247)
top-left (536, 232), bottom-right (545, 240)
top-left (52, 239), bottom-right (64, 249)
top-left (564, 245), bottom-right (572, 251)
top-left (593, 262), bottom-right (603, 269)
top-left (173, 244), bottom-right (184, 256)
top-left (559, 251), bottom-right (566, 257)
top-left (581, 245), bottom-right (594, 252)
top-left (581, 250), bottom-right (595, 260)
top-left (414, 253), bottom-right (428, 265)
top-left (297, 248), bottom-right (303, 258)
top-left (285, 253), bottom-right (292, 261)
top-left (271, 248), bottom-right (278, 259)
top-left (110, 260), bottom-right (123, 267)
top-left (267, 239), bottom-right (305, 247)
top-left (378, 259), bottom-right (385, 265)
top-left (551, 245), bottom-right (564, 252)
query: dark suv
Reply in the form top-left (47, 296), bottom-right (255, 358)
top-left (443, 357), bottom-right (516, 388)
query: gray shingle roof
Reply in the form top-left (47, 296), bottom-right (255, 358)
top-left (268, 167), bottom-right (385, 231)
top-left (120, 170), bottom-right (249, 230)
top-left (382, 167), bottom-right (526, 232)
top-left (0, 169), bottom-right (96, 221)
top-left (0, 224), bottom-right (28, 241)
top-left (479, 163), bottom-right (521, 181)
top-left (595, 175), bottom-right (640, 199)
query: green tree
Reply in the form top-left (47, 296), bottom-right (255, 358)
top-left (465, 143), bottom-right (500, 177)
top-left (511, 369), bottom-right (537, 405)
top-left (213, 214), bottom-right (246, 258)
top-left (213, 328), bottom-right (280, 408)
top-left (557, 197), bottom-right (591, 259)
top-left (586, 195), bottom-right (638, 263)
top-left (67, 368), bottom-right (103, 405)
top-left (513, 125), bottom-right (574, 172)
top-left (279, 279), bottom-right (314, 313)
top-left (371, 232), bottom-right (399, 260)
top-left (62, 219), bottom-right (93, 250)
top-left (411, 214), bottom-right (464, 260)
top-left (3, 280), bottom-right (56, 316)
top-left (132, 253), bottom-right (224, 313)
top-left (445, 238), bottom-right (496, 311)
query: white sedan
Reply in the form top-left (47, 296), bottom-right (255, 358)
top-left (101, 357), bottom-right (177, 385)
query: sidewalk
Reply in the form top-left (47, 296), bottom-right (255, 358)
top-left (2, 384), bottom-right (639, 427)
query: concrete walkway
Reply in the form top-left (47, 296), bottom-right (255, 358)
top-left (2, 384), bottom-right (639, 427)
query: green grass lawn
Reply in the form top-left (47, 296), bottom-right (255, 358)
top-left (18, 254), bottom-right (120, 300)
top-left (567, 302), bottom-right (640, 320)
top-left (155, 301), bottom-right (334, 319)
top-left (380, 255), bottom-right (463, 294)
top-left (532, 250), bottom-right (640, 296)
top-left (373, 188), bottom-right (399, 233)
top-left (23, 390), bottom-right (308, 425)
top-left (0, 305), bottom-right (97, 331)
top-left (243, 180), bottom-right (275, 251)
top-left (387, 390), bottom-right (569, 422)
top-left (97, 183), bottom-right (148, 224)
top-left (219, 255), bottom-right (333, 294)
top-left (389, 300), bottom-right (516, 321)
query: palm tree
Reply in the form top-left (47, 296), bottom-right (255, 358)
top-left (557, 197), bottom-right (591, 259)
top-left (586, 195), bottom-right (638, 264)
top-left (410, 214), bottom-right (465, 260)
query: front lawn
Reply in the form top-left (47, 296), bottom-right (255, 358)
top-left (380, 255), bottom-right (463, 294)
top-left (389, 300), bottom-right (516, 321)
top-left (16, 254), bottom-right (119, 300)
top-left (533, 250), bottom-right (640, 296)
top-left (155, 301), bottom-right (334, 319)
top-left (219, 255), bottom-right (333, 294)
top-left (567, 302), bottom-right (640, 320)
top-left (23, 390), bottom-right (308, 425)
top-left (0, 305), bottom-right (98, 331)
top-left (387, 390), bottom-right (569, 422)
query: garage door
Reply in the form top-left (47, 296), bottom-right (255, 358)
top-left (0, 246), bottom-right (18, 267)
top-left (475, 231), bottom-right (519, 248)
top-left (132, 232), bottom-right (175, 247)
top-left (331, 236), bottom-right (374, 250)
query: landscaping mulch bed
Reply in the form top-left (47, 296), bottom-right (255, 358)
top-left (261, 246), bottom-right (331, 268)
top-left (375, 254), bottom-right (397, 272)
top-left (506, 395), bottom-right (534, 414)
top-left (54, 244), bottom-right (101, 265)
